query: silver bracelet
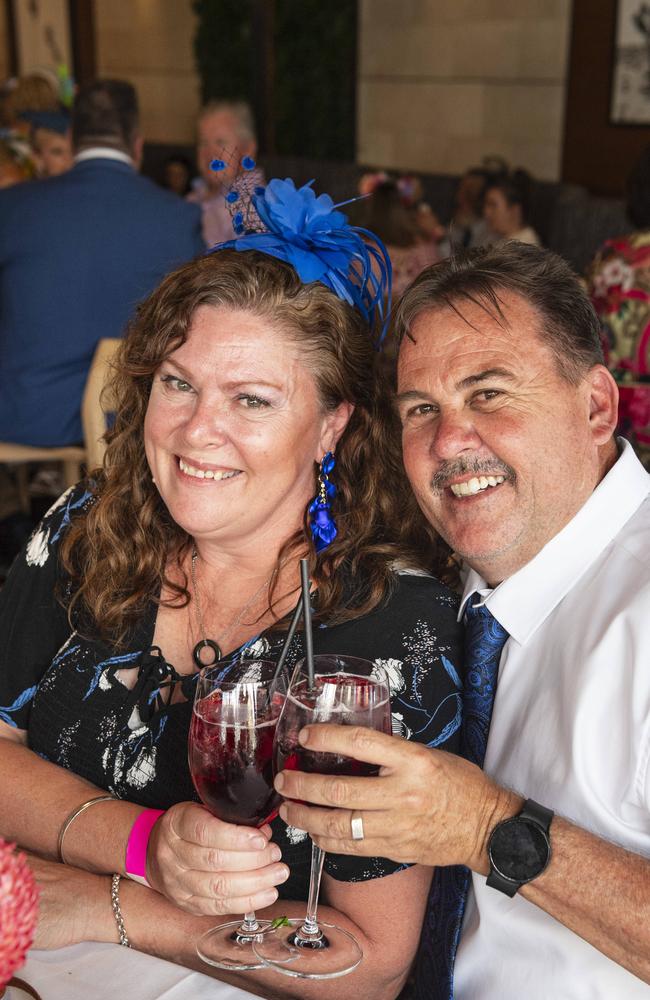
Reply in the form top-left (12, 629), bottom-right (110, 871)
top-left (57, 794), bottom-right (115, 864)
top-left (110, 873), bottom-right (131, 948)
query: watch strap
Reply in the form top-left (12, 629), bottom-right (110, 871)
top-left (519, 798), bottom-right (554, 831)
top-left (486, 864), bottom-right (520, 896)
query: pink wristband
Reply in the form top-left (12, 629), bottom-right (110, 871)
top-left (125, 808), bottom-right (164, 887)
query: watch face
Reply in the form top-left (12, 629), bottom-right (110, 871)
top-left (489, 817), bottom-right (550, 882)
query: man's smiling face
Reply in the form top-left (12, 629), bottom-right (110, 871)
top-left (397, 290), bottom-right (615, 584)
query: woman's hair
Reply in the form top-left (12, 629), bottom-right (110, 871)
top-left (2, 74), bottom-right (59, 125)
top-left (485, 168), bottom-right (533, 225)
top-left (357, 181), bottom-right (421, 248)
top-left (60, 250), bottom-right (450, 645)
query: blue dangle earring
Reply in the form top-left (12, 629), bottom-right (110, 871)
top-left (309, 451), bottom-right (337, 552)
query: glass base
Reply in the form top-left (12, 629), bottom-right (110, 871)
top-left (196, 918), bottom-right (275, 971)
top-left (252, 918), bottom-right (363, 979)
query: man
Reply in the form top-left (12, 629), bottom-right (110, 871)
top-left (275, 244), bottom-right (650, 997)
top-left (0, 79), bottom-right (203, 448)
top-left (187, 100), bottom-right (263, 247)
top-left (26, 110), bottom-right (73, 178)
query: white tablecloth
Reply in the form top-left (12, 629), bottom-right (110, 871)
top-left (8, 942), bottom-right (261, 1000)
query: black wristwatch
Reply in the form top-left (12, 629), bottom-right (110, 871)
top-left (486, 798), bottom-right (554, 897)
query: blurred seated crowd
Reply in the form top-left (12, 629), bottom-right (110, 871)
top-left (0, 70), bottom-right (649, 576)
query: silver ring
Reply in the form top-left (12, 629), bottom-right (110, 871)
top-left (350, 813), bottom-right (365, 840)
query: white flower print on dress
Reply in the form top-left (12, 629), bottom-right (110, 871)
top-left (391, 711), bottom-right (412, 739)
top-left (373, 657), bottom-right (406, 695)
top-left (244, 638), bottom-right (270, 659)
top-left (285, 825), bottom-right (309, 845)
top-left (25, 526), bottom-right (50, 567)
top-left (126, 747), bottom-right (157, 789)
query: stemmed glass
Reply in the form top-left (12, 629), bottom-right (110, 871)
top-left (253, 654), bottom-right (391, 979)
top-left (188, 658), bottom-right (287, 971)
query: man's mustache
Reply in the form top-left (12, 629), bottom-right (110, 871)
top-left (430, 457), bottom-right (516, 494)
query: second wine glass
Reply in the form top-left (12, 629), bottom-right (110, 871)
top-left (253, 654), bottom-right (391, 979)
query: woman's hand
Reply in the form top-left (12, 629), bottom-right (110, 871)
top-left (27, 854), bottom-right (114, 950)
top-left (146, 802), bottom-right (289, 916)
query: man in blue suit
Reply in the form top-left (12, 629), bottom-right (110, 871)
top-left (0, 79), bottom-right (203, 447)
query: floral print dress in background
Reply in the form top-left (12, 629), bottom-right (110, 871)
top-left (588, 230), bottom-right (650, 466)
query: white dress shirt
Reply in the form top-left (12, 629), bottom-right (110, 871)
top-left (74, 147), bottom-right (134, 167)
top-left (454, 440), bottom-right (650, 999)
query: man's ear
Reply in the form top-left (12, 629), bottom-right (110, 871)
top-left (316, 402), bottom-right (354, 460)
top-left (131, 133), bottom-right (144, 171)
top-left (587, 365), bottom-right (619, 445)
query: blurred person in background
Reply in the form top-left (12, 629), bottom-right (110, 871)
top-left (24, 109), bottom-right (73, 178)
top-left (0, 140), bottom-right (29, 187)
top-left (1, 72), bottom-right (60, 135)
top-left (187, 100), bottom-right (264, 247)
top-left (587, 144), bottom-right (650, 467)
top-left (162, 153), bottom-right (193, 197)
top-left (483, 169), bottom-right (541, 247)
top-left (358, 178), bottom-right (439, 300)
top-left (0, 77), bottom-right (203, 450)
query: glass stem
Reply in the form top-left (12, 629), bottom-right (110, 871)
top-left (296, 844), bottom-right (325, 941)
top-left (240, 911), bottom-right (259, 934)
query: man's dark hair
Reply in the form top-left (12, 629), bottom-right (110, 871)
top-left (72, 79), bottom-right (139, 152)
top-left (393, 243), bottom-right (604, 384)
top-left (625, 145), bottom-right (650, 229)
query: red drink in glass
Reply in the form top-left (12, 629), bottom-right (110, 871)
top-left (189, 692), bottom-right (280, 826)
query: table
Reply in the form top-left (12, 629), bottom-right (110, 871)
top-left (7, 942), bottom-right (261, 1000)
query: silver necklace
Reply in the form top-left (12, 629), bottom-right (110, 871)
top-left (190, 548), bottom-right (278, 668)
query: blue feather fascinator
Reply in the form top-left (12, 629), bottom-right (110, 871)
top-left (210, 175), bottom-right (392, 345)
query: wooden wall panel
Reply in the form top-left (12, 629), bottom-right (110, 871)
top-left (563, 0), bottom-right (650, 195)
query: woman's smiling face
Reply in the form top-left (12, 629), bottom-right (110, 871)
top-left (144, 304), bottom-right (350, 553)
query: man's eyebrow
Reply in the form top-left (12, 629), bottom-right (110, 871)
top-left (395, 389), bottom-right (430, 405)
top-left (457, 367), bottom-right (516, 389)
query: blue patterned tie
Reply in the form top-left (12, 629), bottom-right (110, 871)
top-left (414, 595), bottom-right (509, 1000)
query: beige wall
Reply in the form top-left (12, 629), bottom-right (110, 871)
top-left (95, 0), bottom-right (200, 145)
top-left (358, 0), bottom-right (572, 180)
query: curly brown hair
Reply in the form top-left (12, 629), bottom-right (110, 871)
top-left (60, 250), bottom-right (451, 645)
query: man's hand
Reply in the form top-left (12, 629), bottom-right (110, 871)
top-left (275, 724), bottom-right (520, 872)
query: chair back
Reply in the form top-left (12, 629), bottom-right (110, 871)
top-left (81, 338), bottom-right (121, 473)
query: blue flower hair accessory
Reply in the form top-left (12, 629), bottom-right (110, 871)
top-left (210, 170), bottom-right (392, 345)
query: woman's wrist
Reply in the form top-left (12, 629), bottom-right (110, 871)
top-left (124, 808), bottom-right (165, 888)
top-left (59, 797), bottom-right (144, 876)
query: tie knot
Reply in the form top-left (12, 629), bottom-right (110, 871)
top-left (464, 595), bottom-right (509, 648)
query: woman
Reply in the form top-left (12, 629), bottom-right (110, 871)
top-left (483, 169), bottom-right (541, 247)
top-left (356, 179), bottom-right (439, 300)
top-left (0, 178), bottom-right (462, 999)
top-left (587, 145), bottom-right (650, 468)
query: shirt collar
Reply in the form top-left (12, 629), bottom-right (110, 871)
top-left (74, 147), bottom-right (134, 167)
top-left (458, 439), bottom-right (650, 643)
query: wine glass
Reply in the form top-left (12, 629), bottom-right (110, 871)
top-left (188, 657), bottom-right (287, 971)
top-left (253, 654), bottom-right (391, 979)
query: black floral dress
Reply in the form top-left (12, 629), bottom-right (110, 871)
top-left (0, 484), bottom-right (463, 899)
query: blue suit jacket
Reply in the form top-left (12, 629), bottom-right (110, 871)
top-left (0, 157), bottom-right (204, 446)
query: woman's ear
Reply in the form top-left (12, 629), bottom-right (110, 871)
top-left (316, 401), bottom-right (354, 460)
top-left (587, 365), bottom-right (619, 445)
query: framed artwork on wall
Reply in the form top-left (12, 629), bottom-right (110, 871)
top-left (611, 1), bottom-right (650, 124)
